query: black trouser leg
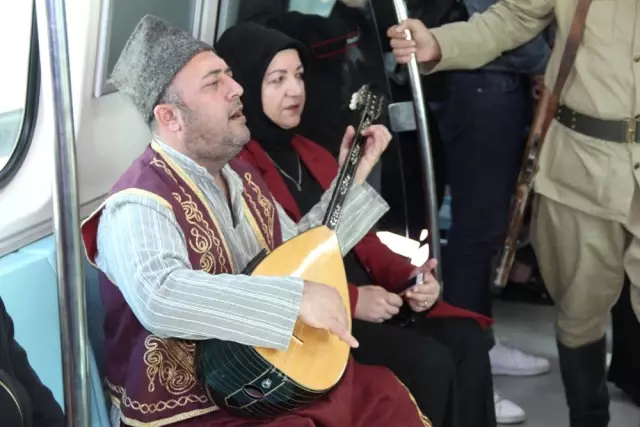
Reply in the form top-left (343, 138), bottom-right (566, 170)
top-left (557, 338), bottom-right (610, 427)
top-left (608, 278), bottom-right (640, 406)
top-left (417, 317), bottom-right (497, 427)
top-left (351, 319), bottom-right (457, 427)
top-left (435, 71), bottom-right (529, 319)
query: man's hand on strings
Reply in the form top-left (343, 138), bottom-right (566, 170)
top-left (299, 281), bottom-right (359, 348)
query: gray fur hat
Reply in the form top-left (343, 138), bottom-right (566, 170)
top-left (110, 14), bottom-right (212, 123)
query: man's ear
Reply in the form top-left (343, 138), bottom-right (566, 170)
top-left (153, 104), bottom-right (182, 132)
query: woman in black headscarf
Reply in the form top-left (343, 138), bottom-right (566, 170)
top-left (237, 0), bottom-right (449, 236)
top-left (216, 22), bottom-right (497, 427)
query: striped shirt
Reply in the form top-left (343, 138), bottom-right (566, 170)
top-left (95, 139), bottom-right (388, 351)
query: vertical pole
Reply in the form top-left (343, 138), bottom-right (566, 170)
top-left (391, 0), bottom-right (443, 281)
top-left (36, 0), bottom-right (91, 425)
top-left (366, 0), bottom-right (411, 239)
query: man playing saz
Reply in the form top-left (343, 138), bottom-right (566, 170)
top-left (80, 14), bottom-right (431, 427)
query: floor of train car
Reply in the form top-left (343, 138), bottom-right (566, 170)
top-left (492, 300), bottom-right (640, 426)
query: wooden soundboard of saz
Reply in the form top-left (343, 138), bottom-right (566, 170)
top-left (251, 225), bottom-right (351, 392)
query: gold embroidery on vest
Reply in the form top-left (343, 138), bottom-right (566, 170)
top-left (150, 142), bottom-right (237, 273)
top-left (243, 172), bottom-right (275, 248)
top-left (107, 381), bottom-right (214, 415)
top-left (173, 192), bottom-right (220, 273)
top-left (144, 336), bottom-right (197, 395)
top-left (150, 156), bottom-right (229, 274)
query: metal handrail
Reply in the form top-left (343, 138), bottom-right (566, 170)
top-left (36, 0), bottom-right (91, 425)
top-left (366, 0), bottom-right (410, 238)
top-left (391, 0), bottom-right (443, 281)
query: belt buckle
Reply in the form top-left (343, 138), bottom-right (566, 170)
top-left (626, 116), bottom-right (639, 144)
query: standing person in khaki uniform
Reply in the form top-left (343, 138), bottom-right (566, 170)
top-left (387, 1), bottom-right (639, 426)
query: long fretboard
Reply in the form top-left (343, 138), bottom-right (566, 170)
top-left (322, 85), bottom-right (383, 231)
top-left (322, 115), bottom-right (372, 230)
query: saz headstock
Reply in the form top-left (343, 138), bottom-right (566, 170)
top-left (349, 84), bottom-right (385, 127)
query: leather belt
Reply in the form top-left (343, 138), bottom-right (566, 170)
top-left (555, 104), bottom-right (640, 143)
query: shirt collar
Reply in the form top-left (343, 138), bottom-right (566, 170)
top-left (151, 138), bottom-right (244, 191)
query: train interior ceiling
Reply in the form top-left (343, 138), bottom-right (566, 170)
top-left (0, 0), bottom-right (638, 426)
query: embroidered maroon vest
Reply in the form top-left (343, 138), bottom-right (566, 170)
top-left (81, 143), bottom-right (282, 426)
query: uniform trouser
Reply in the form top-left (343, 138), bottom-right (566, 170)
top-left (531, 192), bottom-right (640, 426)
top-left (531, 193), bottom-right (640, 348)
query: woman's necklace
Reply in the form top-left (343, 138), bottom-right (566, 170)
top-left (265, 152), bottom-right (303, 192)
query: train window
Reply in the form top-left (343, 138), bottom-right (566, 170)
top-left (214, 0), bottom-right (242, 40)
top-left (94, 0), bottom-right (203, 97)
top-left (0, 0), bottom-right (39, 189)
top-left (216, 0), bottom-right (341, 40)
top-left (288, 0), bottom-right (338, 17)
top-left (216, 0), bottom-right (340, 40)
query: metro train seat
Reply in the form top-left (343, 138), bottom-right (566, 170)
top-left (84, 255), bottom-right (111, 425)
top-left (0, 235), bottom-right (111, 426)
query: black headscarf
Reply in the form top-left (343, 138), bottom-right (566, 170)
top-left (215, 22), bottom-right (310, 153)
top-left (216, 22), bottom-right (373, 287)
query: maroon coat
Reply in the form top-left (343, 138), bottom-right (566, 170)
top-left (238, 135), bottom-right (493, 329)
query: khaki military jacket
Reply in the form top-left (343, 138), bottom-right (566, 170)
top-left (425, 0), bottom-right (639, 222)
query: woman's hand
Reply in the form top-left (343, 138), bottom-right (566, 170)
top-left (354, 285), bottom-right (403, 323)
top-left (338, 124), bottom-right (392, 185)
top-left (403, 259), bottom-right (440, 312)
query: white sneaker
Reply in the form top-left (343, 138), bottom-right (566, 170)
top-left (490, 341), bottom-right (551, 376)
top-left (494, 391), bottom-right (526, 424)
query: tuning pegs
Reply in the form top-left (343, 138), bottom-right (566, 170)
top-left (349, 84), bottom-right (385, 120)
top-left (349, 93), bottom-right (359, 111)
top-left (375, 99), bottom-right (383, 116)
top-left (349, 84), bottom-right (373, 111)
